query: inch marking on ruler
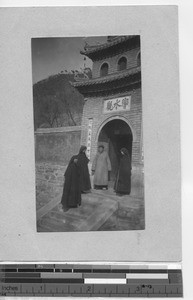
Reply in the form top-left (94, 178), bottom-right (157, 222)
top-left (0, 283), bottom-right (183, 297)
top-left (0, 264), bottom-right (183, 297)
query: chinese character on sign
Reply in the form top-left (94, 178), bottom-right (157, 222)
top-left (106, 100), bottom-right (113, 111)
top-left (113, 99), bottom-right (121, 110)
top-left (106, 99), bottom-right (122, 110)
top-left (122, 97), bottom-right (129, 109)
top-left (104, 96), bottom-right (131, 114)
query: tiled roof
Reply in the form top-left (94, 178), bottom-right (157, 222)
top-left (81, 36), bottom-right (136, 56)
top-left (71, 66), bottom-right (141, 88)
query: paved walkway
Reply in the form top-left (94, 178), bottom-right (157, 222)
top-left (37, 188), bottom-right (144, 232)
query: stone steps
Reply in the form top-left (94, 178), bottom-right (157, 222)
top-left (37, 195), bottom-right (118, 232)
top-left (38, 215), bottom-right (75, 232)
top-left (37, 188), bottom-right (144, 232)
top-left (92, 189), bottom-right (143, 209)
top-left (37, 189), bottom-right (108, 221)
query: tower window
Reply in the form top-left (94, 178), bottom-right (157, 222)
top-left (100, 63), bottom-right (109, 77)
top-left (117, 57), bottom-right (127, 71)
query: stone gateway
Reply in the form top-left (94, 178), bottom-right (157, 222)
top-left (72, 36), bottom-right (144, 198)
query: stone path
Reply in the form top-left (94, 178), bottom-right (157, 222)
top-left (37, 192), bottom-right (118, 232)
top-left (37, 188), bottom-right (145, 232)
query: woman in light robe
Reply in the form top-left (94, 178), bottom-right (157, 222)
top-left (92, 145), bottom-right (112, 190)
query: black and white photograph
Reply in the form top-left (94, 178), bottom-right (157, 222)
top-left (32, 35), bottom-right (145, 232)
top-left (0, 5), bottom-right (182, 263)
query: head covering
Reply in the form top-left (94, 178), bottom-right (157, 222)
top-left (120, 147), bottom-right (129, 156)
top-left (79, 145), bottom-right (87, 153)
top-left (98, 144), bottom-right (104, 149)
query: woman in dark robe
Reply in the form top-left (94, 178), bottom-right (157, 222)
top-left (77, 145), bottom-right (91, 193)
top-left (114, 148), bottom-right (132, 196)
top-left (61, 155), bottom-right (81, 212)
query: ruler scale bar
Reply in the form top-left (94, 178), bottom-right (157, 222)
top-left (0, 284), bottom-right (183, 297)
top-left (0, 264), bottom-right (183, 297)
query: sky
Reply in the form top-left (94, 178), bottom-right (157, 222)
top-left (31, 36), bottom-right (107, 84)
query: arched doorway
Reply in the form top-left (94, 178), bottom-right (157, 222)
top-left (117, 56), bottom-right (127, 71)
top-left (100, 63), bottom-right (109, 77)
top-left (98, 119), bottom-right (133, 185)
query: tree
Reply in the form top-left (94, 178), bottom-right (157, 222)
top-left (33, 73), bottom-right (84, 129)
top-left (41, 95), bottom-right (63, 127)
top-left (55, 91), bottom-right (76, 126)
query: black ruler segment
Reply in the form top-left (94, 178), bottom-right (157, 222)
top-left (121, 268), bottom-right (171, 273)
top-left (18, 269), bottom-right (35, 273)
top-left (2, 279), bottom-right (84, 284)
top-left (93, 269), bottom-right (111, 273)
top-left (0, 264), bottom-right (183, 297)
top-left (55, 269), bottom-right (73, 273)
top-left (34, 269), bottom-right (54, 273)
top-left (74, 269), bottom-right (92, 273)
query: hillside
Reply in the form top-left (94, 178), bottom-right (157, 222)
top-left (33, 73), bottom-right (85, 130)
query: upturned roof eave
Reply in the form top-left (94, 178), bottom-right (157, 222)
top-left (73, 80), bottom-right (141, 98)
top-left (80, 35), bottom-right (136, 57)
top-left (71, 66), bottom-right (141, 88)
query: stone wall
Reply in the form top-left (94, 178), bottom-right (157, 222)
top-left (36, 162), bottom-right (66, 188)
top-left (35, 126), bottom-right (81, 165)
top-left (36, 163), bottom-right (65, 210)
top-left (35, 126), bottom-right (81, 208)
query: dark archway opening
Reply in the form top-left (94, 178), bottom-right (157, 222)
top-left (118, 56), bottom-right (127, 71)
top-left (98, 119), bottom-right (133, 185)
top-left (100, 63), bottom-right (109, 77)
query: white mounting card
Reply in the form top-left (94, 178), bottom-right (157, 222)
top-left (0, 6), bottom-right (181, 262)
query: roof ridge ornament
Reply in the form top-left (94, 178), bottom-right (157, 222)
top-left (74, 68), bottom-right (92, 82)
